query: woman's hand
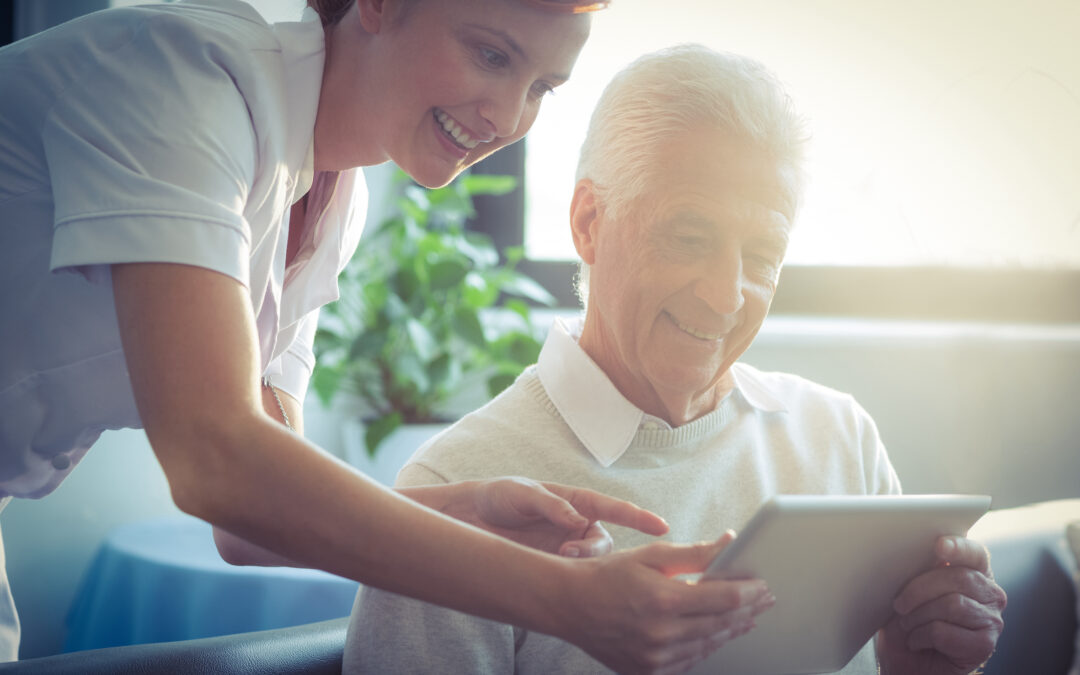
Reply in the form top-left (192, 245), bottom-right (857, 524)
top-left (876, 536), bottom-right (1006, 675)
top-left (555, 534), bottom-right (774, 675)
top-left (401, 476), bottom-right (669, 557)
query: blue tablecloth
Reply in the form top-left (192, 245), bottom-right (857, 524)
top-left (64, 515), bottom-right (360, 651)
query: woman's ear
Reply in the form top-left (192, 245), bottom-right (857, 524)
top-left (356, 0), bottom-right (389, 33)
top-left (569, 179), bottom-right (601, 266)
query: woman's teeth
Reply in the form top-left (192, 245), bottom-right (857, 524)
top-left (434, 109), bottom-right (479, 150)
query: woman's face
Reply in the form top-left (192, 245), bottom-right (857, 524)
top-left (316, 0), bottom-right (591, 187)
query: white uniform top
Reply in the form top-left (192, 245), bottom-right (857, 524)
top-left (0, 0), bottom-right (367, 500)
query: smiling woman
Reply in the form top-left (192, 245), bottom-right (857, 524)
top-left (0, 0), bottom-right (780, 671)
top-left (311, 0), bottom-right (590, 185)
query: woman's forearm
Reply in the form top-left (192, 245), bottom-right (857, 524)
top-left (170, 413), bottom-right (571, 635)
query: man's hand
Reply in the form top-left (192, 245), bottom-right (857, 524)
top-left (433, 476), bottom-right (669, 557)
top-left (877, 536), bottom-right (1006, 674)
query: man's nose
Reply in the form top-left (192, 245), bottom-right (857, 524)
top-left (694, 251), bottom-right (745, 316)
top-left (478, 85), bottom-right (530, 139)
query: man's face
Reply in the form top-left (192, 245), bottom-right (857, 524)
top-left (577, 128), bottom-right (797, 422)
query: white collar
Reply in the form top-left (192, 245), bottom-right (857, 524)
top-left (536, 316), bottom-right (787, 467)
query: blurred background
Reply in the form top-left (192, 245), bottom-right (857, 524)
top-left (2, 0), bottom-right (1077, 660)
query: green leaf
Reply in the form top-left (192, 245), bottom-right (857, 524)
top-left (392, 268), bottom-right (420, 303)
top-left (458, 233), bottom-right (500, 268)
top-left (392, 352), bottom-right (430, 396)
top-left (500, 272), bottom-right (557, 306)
top-left (311, 363), bottom-right (345, 407)
top-left (348, 329), bottom-right (386, 360)
top-left (404, 318), bottom-right (438, 362)
top-left (365, 411), bottom-right (403, 457)
top-left (487, 372), bottom-right (518, 398)
top-left (362, 283), bottom-right (389, 313)
top-left (504, 245), bottom-right (525, 265)
top-left (452, 307), bottom-right (486, 349)
top-left (427, 257), bottom-right (470, 290)
top-left (402, 186), bottom-right (431, 211)
top-left (505, 333), bottom-right (543, 365)
top-left (461, 174), bottom-right (518, 196)
top-left (504, 299), bottom-right (531, 322)
top-left (428, 186), bottom-right (474, 223)
top-left (462, 271), bottom-right (498, 308)
top-left (399, 198), bottom-right (427, 226)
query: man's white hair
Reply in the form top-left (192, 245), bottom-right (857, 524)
top-left (573, 44), bottom-right (808, 306)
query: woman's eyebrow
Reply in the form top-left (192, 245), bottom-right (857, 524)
top-left (464, 24), bottom-right (525, 57)
top-left (463, 23), bottom-right (573, 81)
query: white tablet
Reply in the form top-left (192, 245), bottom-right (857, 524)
top-left (689, 494), bottom-right (992, 675)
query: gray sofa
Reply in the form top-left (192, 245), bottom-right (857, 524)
top-left (2, 501), bottom-right (1075, 674)
top-left (974, 501), bottom-right (1078, 675)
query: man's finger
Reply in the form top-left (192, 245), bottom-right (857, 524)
top-left (896, 591), bottom-right (1005, 634)
top-left (544, 482), bottom-right (670, 535)
top-left (905, 619), bottom-right (1002, 666)
top-left (893, 566), bottom-right (1005, 616)
top-left (935, 536), bottom-right (992, 575)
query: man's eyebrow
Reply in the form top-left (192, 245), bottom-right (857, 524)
top-left (753, 227), bottom-right (790, 252)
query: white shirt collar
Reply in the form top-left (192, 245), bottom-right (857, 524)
top-left (536, 316), bottom-right (787, 467)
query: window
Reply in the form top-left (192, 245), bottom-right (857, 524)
top-left (475, 2), bottom-right (1080, 321)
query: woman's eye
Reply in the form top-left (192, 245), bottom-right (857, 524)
top-left (530, 81), bottom-right (555, 100)
top-left (477, 46), bottom-right (509, 69)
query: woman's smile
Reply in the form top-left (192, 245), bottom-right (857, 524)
top-left (434, 108), bottom-right (481, 151)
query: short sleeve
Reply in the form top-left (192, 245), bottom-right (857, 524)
top-left (263, 309), bottom-right (320, 403)
top-left (42, 14), bottom-right (257, 285)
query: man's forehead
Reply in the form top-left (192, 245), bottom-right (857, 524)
top-left (647, 130), bottom-right (799, 222)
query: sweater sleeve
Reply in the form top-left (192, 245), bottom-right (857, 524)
top-left (853, 399), bottom-right (903, 496)
top-left (342, 438), bottom-right (519, 674)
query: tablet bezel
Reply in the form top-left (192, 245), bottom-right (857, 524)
top-left (690, 494), bottom-right (992, 675)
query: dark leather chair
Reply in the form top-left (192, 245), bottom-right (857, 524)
top-left (0, 617), bottom-right (348, 674)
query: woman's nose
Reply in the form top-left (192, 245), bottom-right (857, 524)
top-left (478, 85), bottom-right (531, 139)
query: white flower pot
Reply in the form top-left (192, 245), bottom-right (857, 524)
top-left (342, 421), bottom-right (448, 487)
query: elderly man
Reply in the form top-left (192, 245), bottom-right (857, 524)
top-left (343, 45), bottom-right (1005, 675)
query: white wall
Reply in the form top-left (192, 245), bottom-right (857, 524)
top-left (5, 316), bottom-right (1079, 659)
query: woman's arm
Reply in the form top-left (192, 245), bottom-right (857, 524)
top-left (113, 261), bottom-right (771, 675)
top-left (212, 385), bottom-right (305, 567)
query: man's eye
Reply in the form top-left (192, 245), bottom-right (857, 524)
top-left (746, 253), bottom-right (782, 276)
top-left (675, 236), bottom-right (705, 248)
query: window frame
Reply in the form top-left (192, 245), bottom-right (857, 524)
top-left (470, 143), bottom-right (1080, 323)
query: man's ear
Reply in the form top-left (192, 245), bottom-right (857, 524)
top-left (569, 179), bottom-right (601, 266)
top-left (356, 0), bottom-right (389, 33)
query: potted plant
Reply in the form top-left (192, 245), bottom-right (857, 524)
top-left (312, 168), bottom-right (554, 478)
